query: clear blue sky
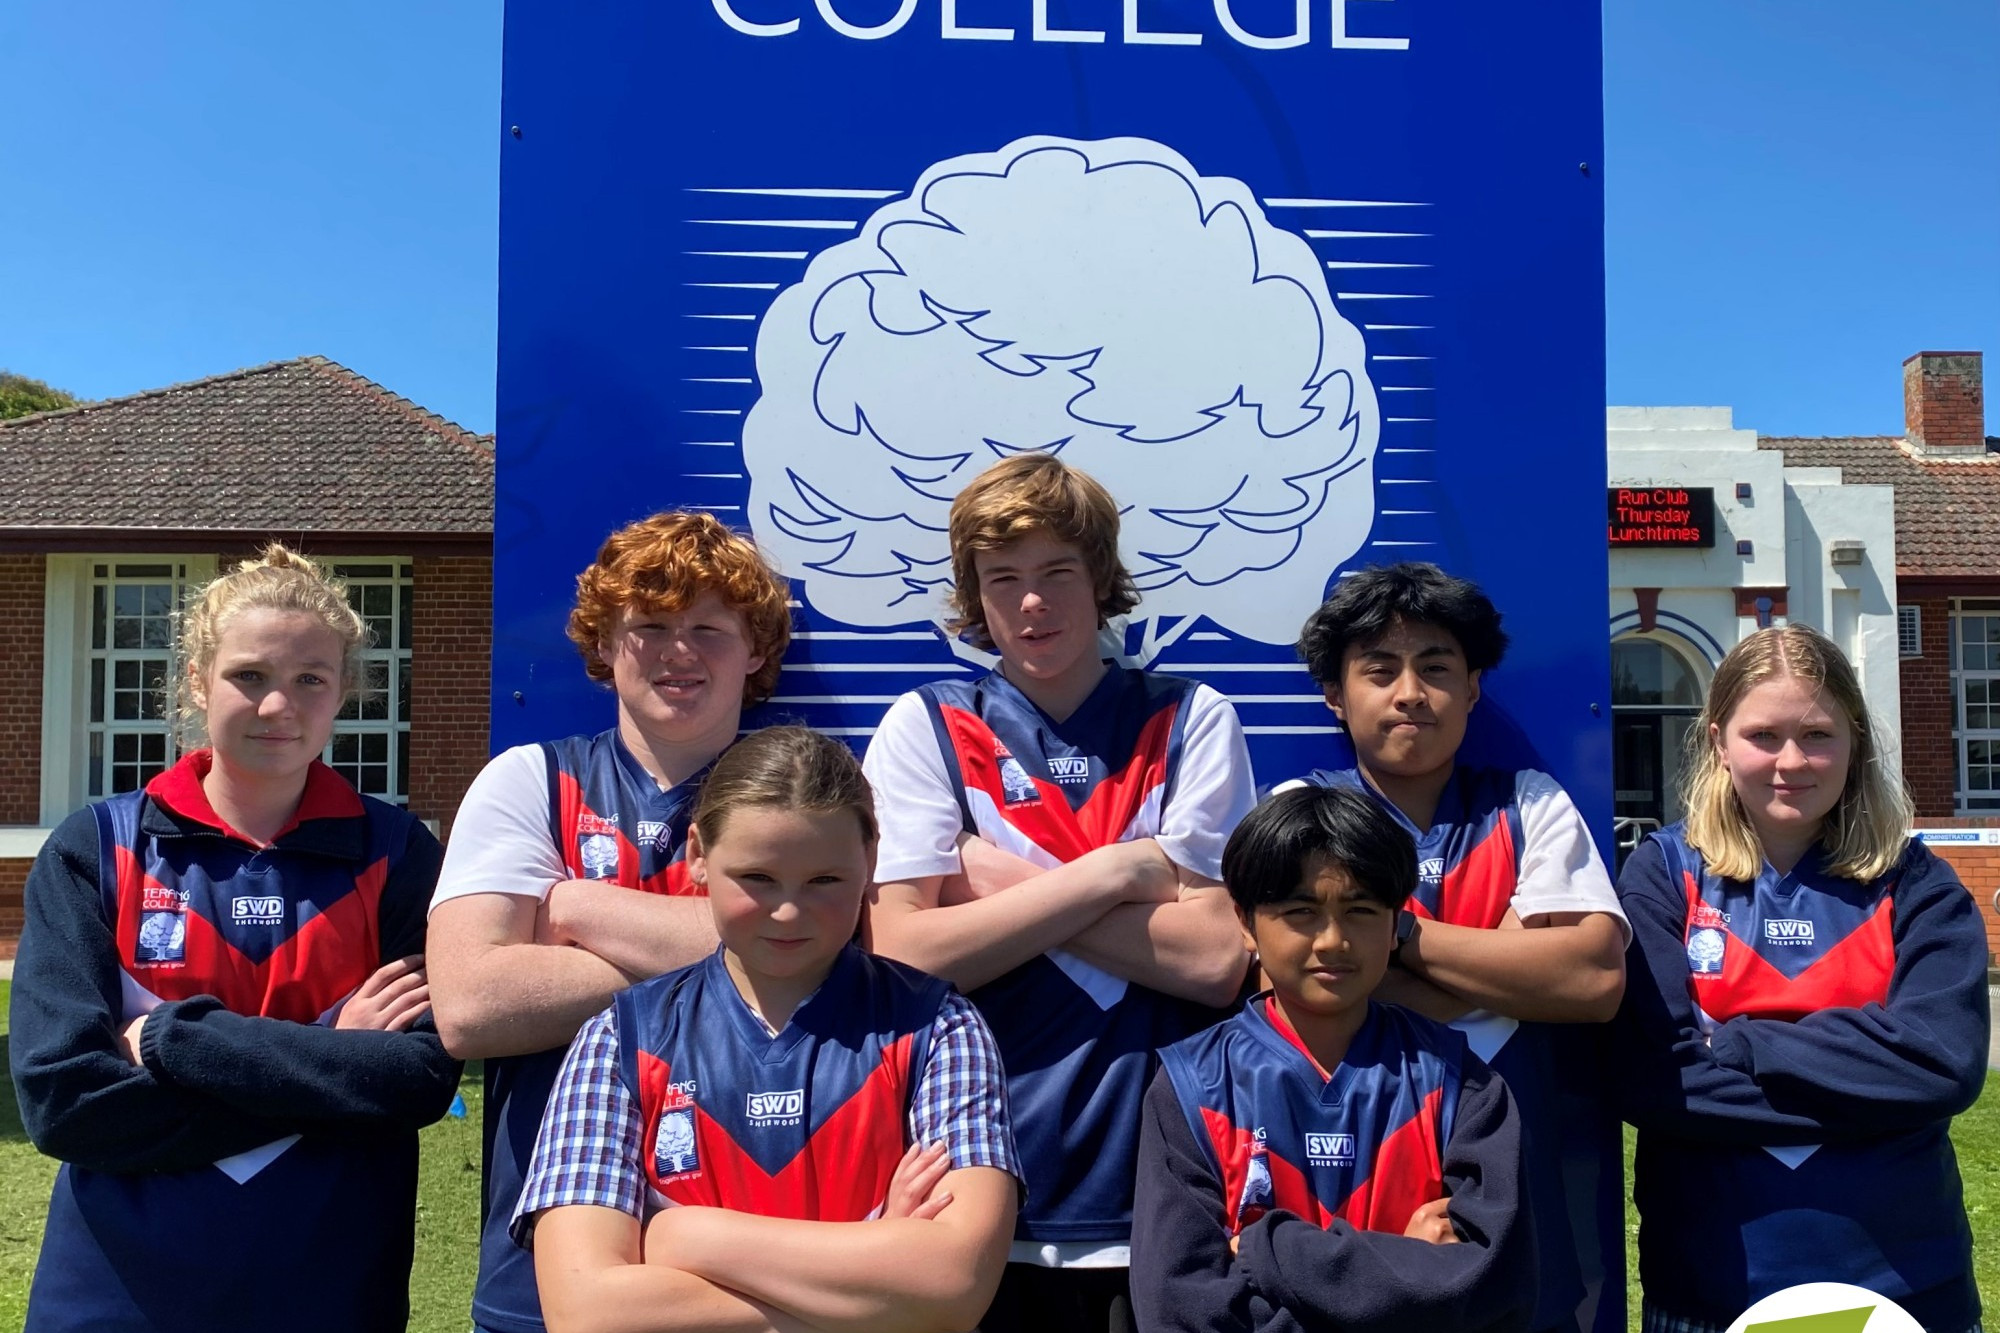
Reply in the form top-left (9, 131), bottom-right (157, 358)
top-left (2, 1), bottom-right (1994, 439)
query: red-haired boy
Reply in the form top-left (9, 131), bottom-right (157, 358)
top-left (426, 511), bottom-right (792, 1333)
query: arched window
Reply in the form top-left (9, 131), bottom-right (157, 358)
top-left (1611, 637), bottom-right (1706, 864)
top-left (1612, 638), bottom-right (1703, 708)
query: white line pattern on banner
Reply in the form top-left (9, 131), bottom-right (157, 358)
top-left (1262, 198), bottom-right (1430, 208)
top-left (688, 218), bottom-right (859, 230)
top-left (688, 188), bottom-right (900, 199)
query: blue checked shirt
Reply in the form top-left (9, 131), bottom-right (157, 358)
top-left (512, 989), bottom-right (1019, 1244)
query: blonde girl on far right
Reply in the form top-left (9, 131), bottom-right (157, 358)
top-left (1612, 623), bottom-right (1988, 1333)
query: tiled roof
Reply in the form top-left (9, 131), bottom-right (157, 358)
top-left (0, 357), bottom-right (493, 538)
top-left (1760, 434), bottom-right (2000, 579)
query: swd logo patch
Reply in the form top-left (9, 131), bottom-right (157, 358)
top-left (231, 896), bottom-right (285, 924)
top-left (1305, 1133), bottom-right (1356, 1166)
top-left (746, 1090), bottom-right (805, 1124)
top-left (1764, 919), bottom-right (1815, 946)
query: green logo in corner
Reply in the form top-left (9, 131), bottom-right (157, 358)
top-left (1746, 1308), bottom-right (1875, 1333)
top-left (1727, 1284), bottom-right (1920, 1333)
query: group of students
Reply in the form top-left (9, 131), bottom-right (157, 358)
top-left (7, 451), bottom-right (1988, 1333)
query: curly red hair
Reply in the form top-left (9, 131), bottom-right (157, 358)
top-left (566, 511), bottom-right (792, 705)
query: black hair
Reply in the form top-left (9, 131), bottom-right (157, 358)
top-left (1296, 562), bottom-right (1509, 683)
top-left (1222, 786), bottom-right (1418, 915)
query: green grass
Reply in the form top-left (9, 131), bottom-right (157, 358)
top-left (1955, 1081), bottom-right (2000, 1310)
top-left (0, 975), bottom-right (1994, 1332)
top-left (0, 981), bottom-right (60, 1328)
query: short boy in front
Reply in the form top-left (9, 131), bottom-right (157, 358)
top-left (1131, 784), bottom-right (1536, 1333)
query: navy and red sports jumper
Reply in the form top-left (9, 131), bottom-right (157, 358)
top-left (618, 946), bottom-right (945, 1217)
top-left (1614, 827), bottom-right (1988, 1332)
top-left (511, 941), bottom-right (1019, 1244)
top-left (1131, 997), bottom-right (1536, 1333)
top-left (1298, 765), bottom-right (1626, 1333)
top-left (864, 666), bottom-right (1256, 1254)
top-left (8, 751), bottom-right (459, 1333)
top-left (441, 729), bottom-right (710, 1333)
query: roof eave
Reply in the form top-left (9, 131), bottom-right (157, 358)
top-left (1895, 571), bottom-right (2000, 596)
top-left (0, 527), bottom-right (493, 557)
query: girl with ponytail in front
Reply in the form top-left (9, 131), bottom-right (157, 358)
top-left (1614, 624), bottom-right (1987, 1333)
top-left (514, 726), bottom-right (1022, 1333)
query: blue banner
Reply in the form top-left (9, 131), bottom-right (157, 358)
top-left (496, 0), bottom-right (1608, 836)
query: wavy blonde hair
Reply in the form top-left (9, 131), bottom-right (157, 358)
top-left (176, 544), bottom-right (368, 744)
top-left (1680, 624), bottom-right (1910, 881)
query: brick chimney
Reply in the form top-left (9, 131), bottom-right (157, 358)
top-left (1903, 351), bottom-right (1987, 457)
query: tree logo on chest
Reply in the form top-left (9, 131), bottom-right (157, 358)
top-left (135, 910), bottom-right (187, 965)
top-left (655, 1109), bottom-right (699, 1179)
top-left (1687, 898), bottom-right (1729, 976)
top-left (994, 742), bottom-right (1041, 808)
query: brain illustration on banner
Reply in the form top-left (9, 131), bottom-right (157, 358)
top-left (741, 136), bottom-right (1380, 661)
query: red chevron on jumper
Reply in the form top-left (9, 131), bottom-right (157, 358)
top-left (1198, 1095), bottom-right (1446, 1237)
top-left (113, 846), bottom-right (385, 1022)
top-left (938, 703), bottom-right (1177, 865)
top-left (554, 769), bottom-right (700, 896)
top-left (1327, 1087), bottom-right (1446, 1233)
top-left (1201, 1107), bottom-right (1333, 1232)
top-left (1423, 818), bottom-right (1519, 931)
top-left (1682, 869), bottom-right (1895, 1022)
top-left (635, 1034), bottom-right (916, 1221)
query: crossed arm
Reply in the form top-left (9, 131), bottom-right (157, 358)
top-left (11, 811), bottom-right (460, 1173)
top-left (869, 835), bottom-right (1249, 1005)
top-left (859, 687), bottom-right (1254, 1006)
top-left (1388, 908), bottom-right (1626, 1023)
top-left (428, 888), bottom-right (719, 1059)
top-left (1609, 836), bottom-right (1988, 1145)
top-left (1381, 774), bottom-right (1627, 1024)
top-left (425, 746), bottom-right (723, 1060)
top-left (533, 1167), bottom-right (1017, 1333)
top-left (1129, 1062), bottom-right (1536, 1333)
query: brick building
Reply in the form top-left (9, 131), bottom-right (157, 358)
top-left (1760, 351), bottom-right (2000, 960)
top-left (0, 357), bottom-right (494, 954)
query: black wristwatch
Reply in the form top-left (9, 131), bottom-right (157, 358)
top-left (1391, 908), bottom-right (1418, 960)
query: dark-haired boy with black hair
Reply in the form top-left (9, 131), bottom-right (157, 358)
top-left (1283, 562), bottom-right (1626, 1333)
top-left (1131, 786), bottom-right (1537, 1333)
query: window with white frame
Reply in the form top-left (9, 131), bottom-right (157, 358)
top-left (1952, 599), bottom-right (2000, 812)
top-left (327, 563), bottom-right (414, 804)
top-left (1898, 604), bottom-right (1923, 658)
top-left (85, 562), bottom-right (189, 797)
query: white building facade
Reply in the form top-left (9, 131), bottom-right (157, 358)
top-left (1605, 406), bottom-right (1899, 859)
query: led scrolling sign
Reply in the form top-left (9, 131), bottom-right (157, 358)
top-left (1607, 486), bottom-right (1715, 549)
